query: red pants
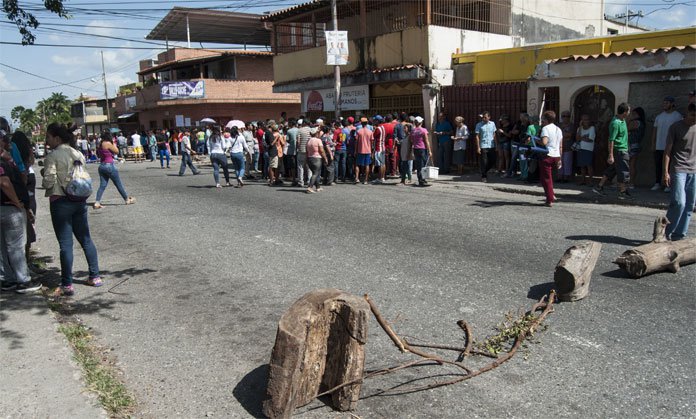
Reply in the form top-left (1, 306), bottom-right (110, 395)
top-left (539, 156), bottom-right (560, 204)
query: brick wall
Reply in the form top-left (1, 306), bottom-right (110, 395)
top-left (136, 103), bottom-right (301, 130)
top-left (235, 56), bottom-right (275, 81)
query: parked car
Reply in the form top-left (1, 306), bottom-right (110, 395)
top-left (34, 142), bottom-right (45, 158)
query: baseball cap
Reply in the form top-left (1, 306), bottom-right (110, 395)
top-left (315, 118), bottom-right (323, 124)
top-left (347, 116), bottom-right (354, 123)
top-left (664, 96), bottom-right (675, 103)
top-left (414, 116), bottom-right (424, 124)
top-left (374, 115), bottom-right (384, 122)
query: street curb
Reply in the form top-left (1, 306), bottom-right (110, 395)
top-left (490, 186), bottom-right (669, 210)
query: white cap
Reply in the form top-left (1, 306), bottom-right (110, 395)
top-left (414, 116), bottom-right (424, 123)
top-left (310, 127), bottom-right (318, 134)
top-left (297, 119), bottom-right (303, 125)
top-left (316, 118), bottom-right (323, 124)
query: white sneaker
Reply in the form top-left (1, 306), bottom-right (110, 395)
top-left (664, 187), bottom-right (671, 193)
top-left (650, 183), bottom-right (661, 191)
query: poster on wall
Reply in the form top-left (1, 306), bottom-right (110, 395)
top-left (302, 85), bottom-right (369, 113)
top-left (184, 117), bottom-right (191, 127)
top-left (125, 96), bottom-right (137, 110)
top-left (325, 31), bottom-right (349, 65)
top-left (160, 81), bottom-right (205, 100)
top-left (175, 115), bottom-right (185, 127)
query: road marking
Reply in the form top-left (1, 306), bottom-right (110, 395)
top-left (254, 235), bottom-right (283, 246)
top-left (551, 332), bottom-right (602, 349)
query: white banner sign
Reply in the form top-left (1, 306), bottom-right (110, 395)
top-left (325, 31), bottom-right (349, 65)
top-left (125, 96), bottom-right (136, 110)
top-left (302, 85), bottom-right (369, 112)
top-left (175, 114), bottom-right (185, 127)
top-left (184, 117), bottom-right (191, 127)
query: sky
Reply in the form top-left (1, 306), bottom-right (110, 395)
top-left (0, 0), bottom-right (694, 118)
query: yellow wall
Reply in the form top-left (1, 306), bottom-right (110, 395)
top-left (452, 27), bottom-right (696, 83)
top-left (273, 27), bottom-right (427, 85)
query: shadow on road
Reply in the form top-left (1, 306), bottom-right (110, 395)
top-left (527, 282), bottom-right (555, 300)
top-left (566, 235), bottom-right (649, 247)
top-left (233, 364), bottom-right (269, 418)
top-left (600, 269), bottom-right (633, 279)
top-left (471, 200), bottom-right (540, 208)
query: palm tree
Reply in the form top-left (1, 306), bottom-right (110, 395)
top-left (10, 105), bottom-right (40, 136)
top-left (36, 92), bottom-right (72, 126)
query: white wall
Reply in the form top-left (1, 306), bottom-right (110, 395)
top-left (512, 0), bottom-right (604, 42)
top-left (428, 26), bottom-right (515, 70)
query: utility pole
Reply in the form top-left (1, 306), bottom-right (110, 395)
top-left (331, 0), bottom-right (341, 119)
top-left (614, 9), bottom-right (643, 33)
top-left (101, 50), bottom-right (111, 126)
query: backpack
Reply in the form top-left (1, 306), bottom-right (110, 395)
top-left (64, 160), bottom-right (93, 202)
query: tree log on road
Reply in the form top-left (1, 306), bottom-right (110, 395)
top-left (554, 241), bottom-right (602, 302)
top-left (614, 216), bottom-right (696, 278)
top-left (263, 289), bottom-right (369, 419)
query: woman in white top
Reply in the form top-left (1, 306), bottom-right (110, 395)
top-left (451, 116), bottom-right (469, 175)
top-left (538, 110), bottom-right (563, 207)
top-left (575, 114), bottom-right (596, 186)
top-left (228, 126), bottom-right (252, 187)
top-left (206, 127), bottom-right (231, 188)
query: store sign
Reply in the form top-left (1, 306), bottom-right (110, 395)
top-left (160, 81), bottom-right (205, 100)
top-left (302, 85), bottom-right (369, 112)
top-left (125, 96), bottom-right (136, 110)
top-left (325, 31), bottom-right (349, 65)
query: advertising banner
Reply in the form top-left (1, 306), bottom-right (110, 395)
top-left (325, 31), bottom-right (349, 65)
top-left (160, 81), bottom-right (205, 100)
top-left (125, 96), bottom-right (137, 110)
top-left (302, 85), bottom-right (369, 112)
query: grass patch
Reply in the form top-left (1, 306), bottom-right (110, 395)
top-left (57, 322), bottom-right (135, 416)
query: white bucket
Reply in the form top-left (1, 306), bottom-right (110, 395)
top-left (421, 165), bottom-right (439, 180)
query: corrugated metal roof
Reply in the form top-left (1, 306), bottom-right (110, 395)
top-left (139, 50), bottom-right (273, 75)
top-left (273, 64), bottom-right (426, 87)
top-left (549, 45), bottom-right (696, 63)
top-left (261, 0), bottom-right (328, 22)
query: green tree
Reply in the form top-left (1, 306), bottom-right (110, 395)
top-left (10, 105), bottom-right (40, 136)
top-left (3, 0), bottom-right (69, 45)
top-left (36, 92), bottom-right (72, 126)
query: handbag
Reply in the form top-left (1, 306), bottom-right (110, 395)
top-left (63, 160), bottom-right (93, 202)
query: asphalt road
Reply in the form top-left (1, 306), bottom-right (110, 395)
top-left (33, 159), bottom-right (695, 418)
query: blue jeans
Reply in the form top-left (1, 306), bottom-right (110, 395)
top-left (438, 140), bottom-right (451, 174)
top-left (230, 152), bottom-right (245, 179)
top-left (400, 160), bottom-right (412, 182)
top-left (210, 153), bottom-right (230, 184)
top-left (159, 149), bottom-right (170, 167)
top-left (252, 151), bottom-right (259, 171)
top-left (50, 198), bottom-right (99, 286)
top-left (262, 151), bottom-right (270, 178)
top-left (96, 163), bottom-right (128, 202)
top-left (0, 206), bottom-right (29, 284)
top-left (179, 152), bottom-right (199, 175)
top-left (414, 149), bottom-right (427, 184)
top-left (334, 150), bottom-right (346, 180)
top-left (665, 172), bottom-right (696, 240)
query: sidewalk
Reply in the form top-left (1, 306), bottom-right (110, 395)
top-left (0, 292), bottom-right (106, 419)
top-left (435, 171), bottom-right (671, 209)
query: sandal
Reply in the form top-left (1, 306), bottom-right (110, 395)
top-left (93, 202), bottom-right (103, 209)
top-left (126, 197), bottom-right (136, 205)
top-left (86, 277), bottom-right (103, 287)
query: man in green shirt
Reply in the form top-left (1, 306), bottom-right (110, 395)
top-left (593, 102), bottom-right (632, 199)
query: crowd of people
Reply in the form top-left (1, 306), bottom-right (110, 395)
top-left (0, 92), bottom-right (694, 296)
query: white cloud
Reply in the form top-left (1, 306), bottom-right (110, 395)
top-left (51, 55), bottom-right (74, 66)
top-left (0, 71), bottom-right (12, 90)
top-left (85, 20), bottom-right (116, 37)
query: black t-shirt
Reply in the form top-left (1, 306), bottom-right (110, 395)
top-left (156, 133), bottom-right (168, 151)
top-left (0, 158), bottom-right (29, 207)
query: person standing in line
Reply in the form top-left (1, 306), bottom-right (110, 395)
top-left (343, 117), bottom-right (356, 181)
top-left (434, 112), bottom-right (454, 175)
top-left (537, 111), bottom-right (563, 207)
top-left (397, 122), bottom-right (414, 185)
top-left (354, 117), bottom-right (373, 185)
top-left (241, 125), bottom-right (256, 180)
top-left (411, 116), bottom-right (432, 187)
top-left (9, 131), bottom-right (38, 255)
top-left (662, 102), bottom-right (695, 241)
top-left (156, 129), bottom-right (170, 169)
top-left (651, 96), bottom-right (683, 192)
top-left (116, 131), bottom-right (127, 161)
top-left (305, 128), bottom-right (327, 193)
top-left (296, 119), bottom-right (312, 188)
top-left (332, 120), bottom-right (346, 182)
top-left (228, 126), bottom-right (252, 187)
top-left (593, 103), bottom-right (633, 200)
top-left (558, 111), bottom-right (575, 183)
top-left (178, 129), bottom-right (200, 176)
top-left (371, 116), bottom-right (386, 184)
top-left (575, 114), bottom-right (596, 186)
top-left (195, 129), bottom-right (205, 154)
top-left (93, 131), bottom-right (136, 209)
top-left (267, 123), bottom-right (285, 186)
top-left (475, 112), bottom-right (497, 183)
top-left (147, 130), bottom-right (157, 162)
top-left (207, 127), bottom-right (231, 188)
top-left (495, 115), bottom-right (513, 176)
top-left (42, 123), bottom-right (102, 296)
top-left (78, 134), bottom-right (89, 157)
top-left (452, 116), bottom-right (469, 176)
top-left (383, 114), bottom-right (397, 178)
top-left (506, 112), bottom-right (530, 178)
top-left (130, 131), bottom-right (143, 163)
top-left (627, 107), bottom-right (646, 189)
top-left (285, 119), bottom-right (299, 185)
top-left (320, 125), bottom-right (335, 185)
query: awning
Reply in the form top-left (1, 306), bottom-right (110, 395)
top-left (146, 7), bottom-right (271, 46)
top-left (117, 113), bottom-right (136, 119)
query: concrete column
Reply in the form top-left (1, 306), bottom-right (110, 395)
top-left (422, 84), bottom-right (439, 164)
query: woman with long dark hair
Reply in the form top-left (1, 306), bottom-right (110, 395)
top-left (207, 127), bottom-right (231, 188)
top-left (42, 123), bottom-right (101, 296)
top-left (228, 126), bottom-right (251, 187)
top-left (94, 131), bottom-right (135, 209)
top-left (10, 130), bottom-right (37, 253)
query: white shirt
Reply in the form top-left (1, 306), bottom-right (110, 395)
top-left (453, 125), bottom-right (469, 151)
top-left (131, 133), bottom-right (141, 147)
top-left (541, 123), bottom-right (562, 158)
top-left (181, 135), bottom-right (192, 154)
top-left (577, 126), bottom-right (596, 152)
top-left (654, 111), bottom-right (683, 150)
top-left (228, 134), bottom-right (251, 155)
top-left (207, 135), bottom-right (229, 155)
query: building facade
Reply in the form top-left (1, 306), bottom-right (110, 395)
top-left (113, 48), bottom-right (301, 131)
top-left (71, 97), bottom-right (115, 136)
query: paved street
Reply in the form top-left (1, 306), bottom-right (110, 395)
top-left (24, 160), bottom-right (696, 417)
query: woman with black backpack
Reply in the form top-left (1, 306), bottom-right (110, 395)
top-left (42, 123), bottom-right (102, 296)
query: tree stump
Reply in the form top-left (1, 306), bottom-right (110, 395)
top-left (554, 241), bottom-right (602, 302)
top-left (614, 216), bottom-right (696, 278)
top-left (263, 289), bottom-right (369, 419)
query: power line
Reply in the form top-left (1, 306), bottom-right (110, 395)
top-left (0, 63), bottom-right (102, 92)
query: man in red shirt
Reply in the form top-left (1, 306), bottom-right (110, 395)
top-left (354, 117), bottom-right (373, 184)
top-left (383, 114), bottom-right (396, 177)
top-left (372, 116), bottom-right (386, 184)
top-left (255, 123), bottom-right (266, 177)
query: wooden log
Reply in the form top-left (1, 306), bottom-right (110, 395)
top-left (554, 241), bottom-right (602, 302)
top-left (614, 216), bottom-right (696, 278)
top-left (614, 238), bottom-right (696, 278)
top-left (263, 289), bottom-right (369, 419)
